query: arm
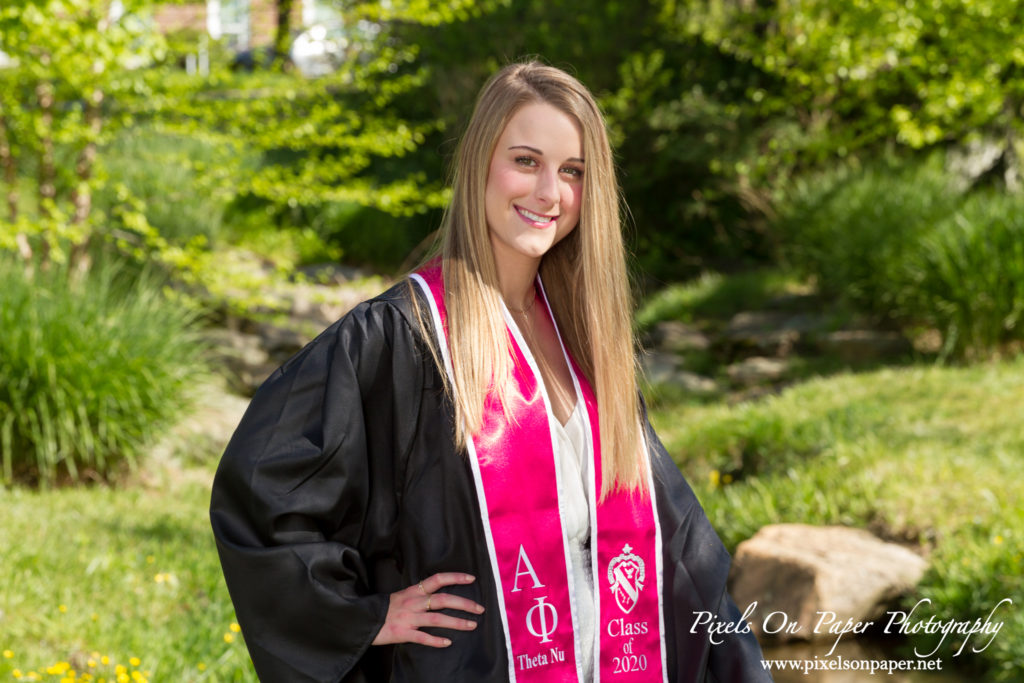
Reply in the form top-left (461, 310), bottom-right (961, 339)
top-left (210, 296), bottom-right (479, 682)
top-left (644, 414), bottom-right (772, 682)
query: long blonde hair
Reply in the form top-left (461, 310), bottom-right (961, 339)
top-left (418, 61), bottom-right (644, 497)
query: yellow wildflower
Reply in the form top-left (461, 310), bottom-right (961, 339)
top-left (224, 633), bottom-right (236, 643)
top-left (709, 469), bottom-right (720, 487)
top-left (3, 650), bottom-right (13, 658)
top-left (994, 535), bottom-right (1004, 545)
top-left (197, 663), bottom-right (206, 672)
top-left (114, 664), bottom-right (127, 675)
top-left (100, 656), bottom-right (110, 666)
top-left (88, 659), bottom-right (97, 668)
top-left (229, 623), bottom-right (241, 633)
top-left (117, 674), bottom-right (129, 683)
top-left (59, 604), bottom-right (68, 613)
top-left (12, 670), bottom-right (22, 679)
top-left (129, 658), bottom-right (140, 667)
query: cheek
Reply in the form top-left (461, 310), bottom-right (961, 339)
top-left (563, 183), bottom-right (583, 221)
top-left (488, 166), bottom-right (533, 204)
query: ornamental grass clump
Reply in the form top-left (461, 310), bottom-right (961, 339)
top-left (909, 191), bottom-right (1024, 359)
top-left (0, 257), bottom-right (205, 485)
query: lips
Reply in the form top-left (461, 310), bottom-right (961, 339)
top-left (515, 205), bottom-right (558, 226)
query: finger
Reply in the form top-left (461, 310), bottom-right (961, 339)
top-left (417, 612), bottom-right (480, 631)
top-left (423, 591), bottom-right (485, 615)
top-left (406, 629), bottom-right (453, 648)
top-left (420, 572), bottom-right (476, 594)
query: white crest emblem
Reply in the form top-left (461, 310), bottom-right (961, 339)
top-left (607, 544), bottom-right (645, 614)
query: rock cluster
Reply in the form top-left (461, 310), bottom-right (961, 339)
top-left (641, 293), bottom-right (913, 401)
top-left (203, 263), bottom-right (388, 395)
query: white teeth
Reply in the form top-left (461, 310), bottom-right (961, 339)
top-left (518, 207), bottom-right (553, 223)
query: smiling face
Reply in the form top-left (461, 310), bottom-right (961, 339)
top-left (484, 101), bottom-right (584, 277)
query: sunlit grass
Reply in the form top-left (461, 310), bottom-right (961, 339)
top-left (0, 463), bottom-right (255, 681)
top-left (652, 356), bottom-right (1024, 678)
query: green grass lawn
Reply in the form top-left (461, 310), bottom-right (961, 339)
top-left (0, 464), bottom-right (255, 681)
top-left (1, 353), bottom-right (1022, 680)
top-left (651, 357), bottom-right (1024, 679)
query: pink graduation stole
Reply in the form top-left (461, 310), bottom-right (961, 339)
top-left (412, 264), bottom-right (668, 683)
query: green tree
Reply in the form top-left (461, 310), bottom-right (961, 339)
top-left (0, 0), bottom-right (166, 272)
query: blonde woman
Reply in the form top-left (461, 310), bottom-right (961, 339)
top-left (211, 61), bottom-right (769, 682)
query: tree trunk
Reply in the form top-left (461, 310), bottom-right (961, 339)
top-left (0, 104), bottom-right (32, 262)
top-left (70, 87), bottom-right (104, 277)
top-left (274, 0), bottom-right (295, 68)
top-left (36, 81), bottom-right (56, 266)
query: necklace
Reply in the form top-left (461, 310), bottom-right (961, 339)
top-left (506, 293), bottom-right (536, 315)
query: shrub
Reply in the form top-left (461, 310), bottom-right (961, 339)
top-left (0, 257), bottom-right (206, 485)
top-left (910, 192), bottom-right (1024, 358)
top-left (778, 156), bottom-right (958, 318)
top-left (97, 125), bottom-right (239, 245)
top-left (778, 156), bottom-right (1024, 358)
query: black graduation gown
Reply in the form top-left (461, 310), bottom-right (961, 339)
top-left (210, 280), bottom-right (770, 683)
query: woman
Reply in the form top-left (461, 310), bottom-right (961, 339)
top-left (211, 61), bottom-right (769, 682)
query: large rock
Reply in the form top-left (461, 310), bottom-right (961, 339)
top-left (646, 320), bottom-right (711, 354)
top-left (729, 524), bottom-right (928, 642)
top-left (725, 356), bottom-right (789, 386)
top-left (640, 350), bottom-right (719, 396)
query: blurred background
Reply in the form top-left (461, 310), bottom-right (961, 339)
top-left (0, 0), bottom-right (1021, 680)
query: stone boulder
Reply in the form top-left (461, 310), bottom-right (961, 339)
top-left (640, 350), bottom-right (719, 396)
top-left (728, 524), bottom-right (928, 642)
top-left (645, 320), bottom-right (711, 354)
top-left (725, 356), bottom-right (789, 386)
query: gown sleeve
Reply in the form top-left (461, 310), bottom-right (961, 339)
top-left (644, 412), bottom-right (772, 682)
top-left (209, 292), bottom-right (426, 682)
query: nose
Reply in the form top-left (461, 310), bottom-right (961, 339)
top-left (533, 167), bottom-right (559, 208)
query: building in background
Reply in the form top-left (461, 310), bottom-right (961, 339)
top-left (153, 0), bottom-right (349, 75)
top-left (154, 0), bottom-right (341, 51)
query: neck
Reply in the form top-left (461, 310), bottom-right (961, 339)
top-left (493, 252), bottom-right (540, 312)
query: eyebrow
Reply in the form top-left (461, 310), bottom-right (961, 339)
top-left (508, 145), bottom-right (584, 164)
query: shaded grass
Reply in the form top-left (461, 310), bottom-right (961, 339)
top-left (635, 268), bottom-right (811, 331)
top-left (652, 357), bottom-right (1024, 678)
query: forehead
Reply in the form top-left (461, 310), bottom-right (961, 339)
top-left (496, 102), bottom-right (583, 159)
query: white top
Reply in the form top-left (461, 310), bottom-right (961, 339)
top-left (552, 401), bottom-right (595, 682)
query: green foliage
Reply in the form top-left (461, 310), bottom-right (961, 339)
top-left (779, 156), bottom-right (1024, 357)
top-left (97, 125), bottom-right (240, 245)
top-left (680, 0), bottom-right (1024, 158)
top-left (652, 359), bottom-right (1024, 678)
top-left (910, 192), bottom-right (1024, 357)
top-left (0, 256), bottom-right (204, 485)
top-left (778, 156), bottom-right (957, 312)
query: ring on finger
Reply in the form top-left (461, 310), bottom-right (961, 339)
top-left (418, 581), bottom-right (427, 595)
top-left (426, 595), bottom-right (432, 611)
